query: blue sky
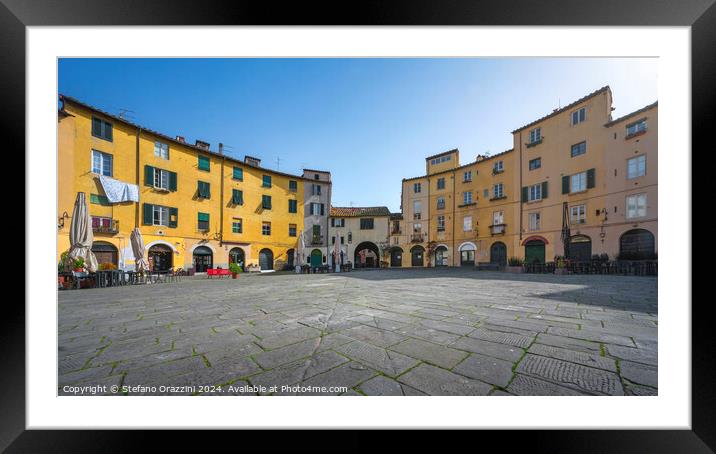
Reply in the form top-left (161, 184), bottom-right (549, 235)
top-left (59, 58), bottom-right (657, 212)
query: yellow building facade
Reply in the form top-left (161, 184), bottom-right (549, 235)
top-left (392, 86), bottom-right (658, 267)
top-left (57, 96), bottom-right (306, 272)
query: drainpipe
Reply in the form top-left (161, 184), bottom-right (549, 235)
top-left (451, 171), bottom-right (456, 267)
top-left (519, 131), bottom-right (523, 244)
top-left (219, 143), bottom-right (224, 248)
top-left (135, 126), bottom-right (141, 228)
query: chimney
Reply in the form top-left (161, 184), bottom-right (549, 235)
top-left (195, 140), bottom-right (210, 150)
top-left (175, 136), bottom-right (185, 143)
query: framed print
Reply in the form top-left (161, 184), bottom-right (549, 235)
top-left (4, 0), bottom-right (711, 449)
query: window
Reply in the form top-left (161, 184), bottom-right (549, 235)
top-left (529, 157), bottom-right (541, 170)
top-left (314, 174), bottom-right (320, 180)
top-left (289, 224), bottom-right (297, 237)
top-left (571, 107), bottom-right (586, 125)
top-left (91, 150), bottom-right (113, 176)
top-left (91, 116), bottom-right (113, 141)
top-left (154, 168), bottom-right (170, 190)
top-left (493, 211), bottom-right (504, 225)
top-left (571, 141), bottom-right (587, 157)
top-left (626, 119), bottom-right (647, 136)
top-left (627, 155), bottom-right (646, 179)
top-left (348, 232), bottom-right (352, 243)
top-left (493, 183), bottom-right (504, 199)
top-left (464, 191), bottom-right (473, 205)
top-left (463, 216), bottom-right (472, 232)
top-left (413, 223), bottom-right (422, 233)
top-left (483, 189), bottom-right (489, 198)
top-left (341, 236), bottom-right (345, 244)
top-left (198, 155), bottom-right (210, 171)
top-left (154, 141), bottom-right (169, 160)
top-left (437, 215), bottom-right (445, 231)
top-left (232, 218), bottom-right (242, 233)
top-left (262, 222), bottom-right (271, 236)
top-left (571, 172), bottom-right (587, 193)
top-left (437, 178), bottom-right (445, 190)
top-left (626, 194), bottom-right (647, 219)
top-left (414, 182), bottom-right (421, 193)
top-left (529, 127), bottom-right (541, 144)
top-left (463, 171), bottom-right (472, 182)
top-left (310, 203), bottom-right (324, 216)
top-left (493, 161), bottom-right (504, 172)
top-left (233, 167), bottom-right (243, 180)
top-left (153, 205), bottom-right (170, 226)
top-left (528, 184), bottom-right (542, 201)
top-left (289, 180), bottom-right (298, 192)
top-left (197, 212), bottom-right (210, 231)
top-left (91, 216), bottom-right (112, 230)
top-left (232, 189), bottom-right (243, 205)
top-left (262, 175), bottom-right (272, 188)
top-left (413, 200), bottom-right (421, 219)
top-left (197, 181), bottom-right (211, 199)
top-left (312, 184), bottom-right (321, 195)
top-left (331, 236), bottom-right (336, 245)
top-left (529, 212), bottom-right (541, 231)
top-left (288, 199), bottom-right (297, 213)
top-left (360, 218), bottom-right (374, 230)
top-left (262, 195), bottom-right (272, 210)
top-left (437, 197), bottom-right (445, 210)
top-left (570, 205), bottom-right (586, 224)
top-left (430, 155), bottom-right (452, 165)
top-left (331, 218), bottom-right (345, 227)
top-left (89, 193), bottom-right (110, 206)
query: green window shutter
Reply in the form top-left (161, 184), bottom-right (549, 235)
top-left (541, 181), bottom-right (548, 199)
top-left (169, 207), bottom-right (178, 228)
top-left (262, 195), bottom-right (271, 209)
top-left (198, 181), bottom-right (210, 198)
top-left (320, 203), bottom-right (325, 216)
top-left (233, 167), bottom-right (243, 180)
top-left (143, 203), bottom-right (153, 225)
top-left (587, 168), bottom-right (596, 188)
top-left (562, 175), bottom-right (570, 194)
top-left (521, 186), bottom-right (528, 203)
top-left (168, 171), bottom-right (177, 191)
top-left (198, 155), bottom-right (210, 171)
top-left (144, 165), bottom-right (154, 186)
top-left (198, 212), bottom-right (210, 222)
top-left (232, 189), bottom-right (243, 205)
top-left (206, 182), bottom-right (211, 199)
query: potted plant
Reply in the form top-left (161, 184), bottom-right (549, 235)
top-left (229, 262), bottom-right (242, 279)
top-left (72, 257), bottom-right (85, 272)
top-left (505, 257), bottom-right (524, 273)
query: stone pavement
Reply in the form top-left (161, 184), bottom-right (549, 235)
top-left (58, 268), bottom-right (657, 396)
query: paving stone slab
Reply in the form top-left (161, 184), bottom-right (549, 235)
top-left (450, 337), bottom-right (524, 362)
top-left (252, 338), bottom-right (320, 370)
top-left (358, 375), bottom-right (426, 396)
top-left (452, 353), bottom-right (514, 388)
top-left (507, 374), bottom-right (591, 396)
top-left (335, 340), bottom-right (419, 377)
top-left (605, 344), bottom-right (657, 366)
top-left (299, 362), bottom-right (377, 395)
top-left (468, 328), bottom-right (535, 348)
top-left (516, 354), bottom-right (624, 395)
top-left (341, 325), bottom-right (407, 348)
top-left (397, 364), bottom-right (492, 396)
top-left (619, 360), bottom-right (658, 388)
top-left (390, 338), bottom-right (469, 369)
top-left (528, 343), bottom-right (617, 372)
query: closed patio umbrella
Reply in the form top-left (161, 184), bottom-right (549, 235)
top-left (67, 192), bottom-right (98, 272)
top-left (296, 230), bottom-right (305, 269)
top-left (333, 235), bottom-right (341, 272)
top-left (130, 227), bottom-right (149, 272)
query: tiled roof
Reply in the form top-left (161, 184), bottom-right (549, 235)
top-left (402, 149), bottom-right (514, 182)
top-left (390, 213), bottom-right (403, 220)
top-left (59, 94), bottom-right (318, 182)
top-left (511, 86), bottom-right (611, 133)
top-left (604, 101), bottom-right (658, 127)
top-left (330, 206), bottom-right (391, 217)
top-left (425, 148), bottom-right (459, 161)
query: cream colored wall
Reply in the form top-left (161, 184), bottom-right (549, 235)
top-left (329, 216), bottom-right (390, 266)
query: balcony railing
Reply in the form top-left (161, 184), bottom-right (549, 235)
top-left (92, 219), bottom-right (119, 234)
top-left (391, 229), bottom-right (402, 235)
top-left (413, 213), bottom-right (422, 220)
top-left (310, 235), bottom-right (324, 245)
top-left (489, 223), bottom-right (506, 235)
top-left (410, 233), bottom-right (426, 243)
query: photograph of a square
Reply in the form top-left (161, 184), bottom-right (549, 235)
top-left (57, 58), bottom-right (657, 397)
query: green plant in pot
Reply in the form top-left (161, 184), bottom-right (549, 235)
top-left (229, 262), bottom-right (242, 278)
top-left (508, 256), bottom-right (523, 266)
top-left (72, 257), bottom-right (85, 272)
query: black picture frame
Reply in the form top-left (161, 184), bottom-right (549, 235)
top-left (4, 0), bottom-right (709, 449)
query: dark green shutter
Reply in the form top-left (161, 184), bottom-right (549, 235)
top-left (233, 189), bottom-right (243, 205)
top-left (144, 165), bottom-right (154, 186)
top-left (92, 117), bottom-right (101, 137)
top-left (168, 171), bottom-right (177, 191)
top-left (320, 204), bottom-right (325, 216)
top-left (198, 212), bottom-right (209, 222)
top-left (562, 175), bottom-right (570, 194)
top-left (587, 168), bottom-right (596, 188)
top-left (169, 207), bottom-right (178, 228)
top-left (521, 186), bottom-right (528, 203)
top-left (541, 181), bottom-right (548, 199)
top-left (143, 203), bottom-right (153, 225)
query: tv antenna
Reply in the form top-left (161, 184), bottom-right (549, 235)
top-left (118, 108), bottom-right (136, 120)
top-left (276, 156), bottom-right (282, 171)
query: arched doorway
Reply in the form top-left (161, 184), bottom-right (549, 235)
top-left (389, 247), bottom-right (403, 267)
top-left (434, 245), bottom-right (448, 266)
top-left (524, 239), bottom-right (546, 264)
top-left (354, 242), bottom-right (379, 268)
top-left (410, 245), bottom-right (425, 267)
top-left (259, 248), bottom-right (274, 270)
top-left (286, 249), bottom-right (295, 268)
top-left (229, 247), bottom-right (245, 269)
top-left (193, 246), bottom-right (213, 272)
top-left (92, 241), bottom-right (118, 267)
top-left (310, 249), bottom-right (323, 268)
top-left (459, 243), bottom-right (476, 267)
top-left (490, 242), bottom-right (507, 267)
top-left (568, 235), bottom-right (592, 262)
top-left (148, 243), bottom-right (173, 272)
top-left (619, 229), bottom-right (655, 260)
